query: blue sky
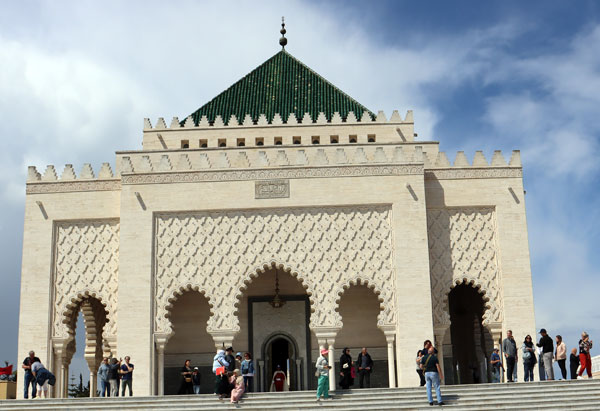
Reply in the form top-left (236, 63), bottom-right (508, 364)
top-left (0, 0), bottom-right (599, 383)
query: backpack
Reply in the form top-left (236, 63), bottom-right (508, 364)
top-left (48, 372), bottom-right (56, 386)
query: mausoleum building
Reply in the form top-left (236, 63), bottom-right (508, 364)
top-left (17, 40), bottom-right (536, 397)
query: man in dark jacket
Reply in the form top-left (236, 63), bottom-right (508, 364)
top-left (225, 347), bottom-right (236, 372)
top-left (356, 347), bottom-right (373, 388)
top-left (502, 330), bottom-right (518, 382)
top-left (569, 348), bottom-right (580, 380)
top-left (537, 329), bottom-right (554, 380)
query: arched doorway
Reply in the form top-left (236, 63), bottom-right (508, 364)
top-left (447, 283), bottom-right (493, 384)
top-left (335, 283), bottom-right (387, 388)
top-left (164, 290), bottom-right (214, 394)
top-left (235, 263), bottom-right (311, 391)
top-left (57, 296), bottom-right (109, 397)
top-left (262, 333), bottom-right (299, 391)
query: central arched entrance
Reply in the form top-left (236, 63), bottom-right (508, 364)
top-left (234, 263), bottom-right (312, 392)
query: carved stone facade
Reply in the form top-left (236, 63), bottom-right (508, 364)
top-left (18, 55), bottom-right (536, 397)
top-left (427, 208), bottom-right (502, 327)
top-left (154, 206), bottom-right (395, 335)
top-left (52, 220), bottom-right (119, 348)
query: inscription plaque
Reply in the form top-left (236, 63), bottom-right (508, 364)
top-left (255, 179), bottom-right (290, 199)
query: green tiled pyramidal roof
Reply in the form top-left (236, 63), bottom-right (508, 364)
top-left (186, 50), bottom-right (374, 126)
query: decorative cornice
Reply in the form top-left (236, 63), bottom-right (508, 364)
top-left (121, 164), bottom-right (424, 185)
top-left (425, 167), bottom-right (522, 180)
top-left (26, 179), bottom-right (121, 194)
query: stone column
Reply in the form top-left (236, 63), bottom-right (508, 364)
top-left (258, 361), bottom-right (265, 392)
top-left (157, 346), bottom-right (165, 396)
top-left (328, 340), bottom-right (336, 393)
top-left (434, 325), bottom-right (450, 384)
top-left (487, 322), bottom-right (503, 382)
top-left (90, 372), bottom-right (97, 397)
top-left (52, 338), bottom-right (71, 399)
top-left (61, 363), bottom-right (68, 398)
top-left (154, 333), bottom-right (170, 396)
top-left (313, 328), bottom-right (340, 393)
top-left (296, 358), bottom-right (303, 391)
top-left (384, 331), bottom-right (396, 388)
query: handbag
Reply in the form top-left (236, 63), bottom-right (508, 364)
top-left (216, 366), bottom-right (226, 376)
top-left (185, 376), bottom-right (192, 383)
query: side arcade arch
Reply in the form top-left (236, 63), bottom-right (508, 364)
top-left (335, 281), bottom-right (394, 388)
top-left (52, 291), bottom-right (110, 398)
top-left (438, 280), bottom-right (495, 385)
top-left (155, 285), bottom-right (214, 395)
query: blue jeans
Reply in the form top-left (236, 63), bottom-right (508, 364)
top-left (193, 384), bottom-right (201, 394)
top-left (491, 367), bottom-right (501, 383)
top-left (100, 379), bottom-right (110, 397)
top-left (24, 372), bottom-right (37, 398)
top-left (121, 378), bottom-right (133, 396)
top-left (524, 361), bottom-right (535, 382)
top-left (425, 372), bottom-right (442, 404)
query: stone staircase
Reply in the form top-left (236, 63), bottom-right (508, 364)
top-left (2, 380), bottom-right (599, 410)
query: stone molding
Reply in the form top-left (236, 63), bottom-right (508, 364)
top-left (52, 220), bottom-right (119, 348)
top-left (123, 164), bottom-right (423, 185)
top-left (427, 208), bottom-right (502, 327)
top-left (425, 167), bottom-right (522, 180)
top-left (154, 206), bottom-right (396, 336)
top-left (26, 179), bottom-right (121, 194)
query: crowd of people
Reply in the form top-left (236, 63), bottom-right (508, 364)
top-left (490, 330), bottom-right (593, 383)
top-left (97, 356), bottom-right (134, 397)
top-left (211, 347), bottom-right (255, 404)
top-left (21, 352), bottom-right (133, 399)
top-left (22, 330), bottom-right (593, 405)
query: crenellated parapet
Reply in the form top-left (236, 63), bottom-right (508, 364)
top-left (424, 150), bottom-right (522, 180)
top-left (142, 110), bottom-right (416, 150)
top-left (26, 163), bottom-right (121, 194)
top-left (145, 110), bottom-right (414, 130)
top-left (25, 146), bottom-right (523, 194)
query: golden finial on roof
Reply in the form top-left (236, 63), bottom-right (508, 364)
top-left (279, 16), bottom-right (287, 49)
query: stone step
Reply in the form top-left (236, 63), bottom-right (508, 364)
top-left (2, 380), bottom-right (598, 410)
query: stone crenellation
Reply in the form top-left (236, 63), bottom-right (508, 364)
top-left (25, 148), bottom-right (523, 193)
top-left (145, 110), bottom-right (415, 130)
top-left (27, 163), bottom-right (116, 182)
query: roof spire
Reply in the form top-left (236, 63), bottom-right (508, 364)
top-left (279, 16), bottom-right (287, 49)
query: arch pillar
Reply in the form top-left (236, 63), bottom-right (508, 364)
top-left (380, 325), bottom-right (397, 388)
top-left (52, 338), bottom-right (73, 398)
top-left (486, 322), bottom-right (502, 349)
top-left (313, 327), bottom-right (340, 394)
top-left (154, 333), bottom-right (171, 396)
top-left (434, 325), bottom-right (450, 384)
top-left (209, 330), bottom-right (237, 351)
top-left (486, 322), bottom-right (503, 382)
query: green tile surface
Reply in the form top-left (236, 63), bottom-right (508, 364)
top-left (186, 50), bottom-right (374, 126)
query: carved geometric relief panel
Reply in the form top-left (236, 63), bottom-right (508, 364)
top-left (154, 206), bottom-right (395, 335)
top-left (427, 208), bottom-right (502, 327)
top-left (52, 220), bottom-right (119, 342)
